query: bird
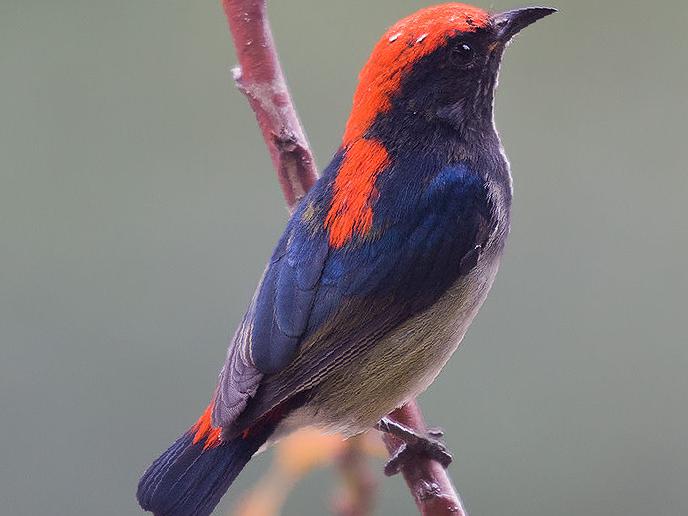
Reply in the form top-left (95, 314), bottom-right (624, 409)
top-left (137, 4), bottom-right (554, 515)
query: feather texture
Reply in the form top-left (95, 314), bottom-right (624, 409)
top-left (216, 149), bottom-right (495, 435)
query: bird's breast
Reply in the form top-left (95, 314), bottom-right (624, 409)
top-left (290, 253), bottom-right (503, 436)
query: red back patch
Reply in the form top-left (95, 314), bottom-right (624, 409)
top-left (325, 138), bottom-right (389, 248)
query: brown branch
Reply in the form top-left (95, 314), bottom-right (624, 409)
top-left (222, 0), bottom-right (317, 211)
top-left (382, 404), bottom-right (468, 516)
top-left (221, 1), bottom-right (466, 514)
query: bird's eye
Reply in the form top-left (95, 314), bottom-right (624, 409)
top-left (450, 43), bottom-right (475, 68)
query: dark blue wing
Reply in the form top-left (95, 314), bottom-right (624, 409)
top-left (249, 225), bottom-right (330, 373)
top-left (212, 156), bottom-right (343, 428)
top-left (214, 158), bottom-right (493, 430)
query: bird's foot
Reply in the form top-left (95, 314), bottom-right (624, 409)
top-left (375, 417), bottom-right (453, 476)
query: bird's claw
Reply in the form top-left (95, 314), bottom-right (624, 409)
top-left (383, 436), bottom-right (453, 476)
top-left (376, 418), bottom-right (453, 476)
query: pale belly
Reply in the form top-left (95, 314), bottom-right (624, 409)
top-left (276, 256), bottom-right (502, 438)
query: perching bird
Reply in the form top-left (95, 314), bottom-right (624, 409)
top-left (137, 4), bottom-right (554, 515)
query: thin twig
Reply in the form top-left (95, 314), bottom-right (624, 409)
top-left (333, 435), bottom-right (378, 516)
top-left (221, 1), bottom-right (466, 514)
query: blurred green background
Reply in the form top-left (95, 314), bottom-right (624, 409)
top-left (2, 1), bottom-right (687, 515)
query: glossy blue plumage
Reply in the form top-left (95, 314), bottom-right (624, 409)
top-left (249, 151), bottom-right (491, 375)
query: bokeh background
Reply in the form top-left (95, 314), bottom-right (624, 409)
top-left (2, 1), bottom-right (687, 515)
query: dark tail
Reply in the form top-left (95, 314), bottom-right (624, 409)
top-left (136, 403), bottom-right (273, 516)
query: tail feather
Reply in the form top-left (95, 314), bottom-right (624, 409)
top-left (137, 405), bottom-right (273, 516)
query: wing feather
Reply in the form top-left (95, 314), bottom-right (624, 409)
top-left (214, 162), bottom-right (493, 432)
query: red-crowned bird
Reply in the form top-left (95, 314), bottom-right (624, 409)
top-left (137, 4), bottom-right (555, 515)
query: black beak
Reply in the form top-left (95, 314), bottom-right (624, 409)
top-left (492, 6), bottom-right (557, 42)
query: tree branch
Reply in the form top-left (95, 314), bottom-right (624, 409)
top-left (221, 1), bottom-right (467, 514)
top-left (381, 404), bottom-right (468, 516)
top-left (222, 0), bottom-right (317, 211)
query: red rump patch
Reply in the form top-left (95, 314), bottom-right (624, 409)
top-left (192, 398), bottom-right (290, 447)
top-left (191, 401), bottom-right (222, 450)
top-left (326, 4), bottom-right (488, 246)
top-left (325, 138), bottom-right (389, 248)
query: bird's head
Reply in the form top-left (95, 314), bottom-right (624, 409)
top-left (324, 4), bottom-right (554, 248)
top-left (343, 3), bottom-right (556, 146)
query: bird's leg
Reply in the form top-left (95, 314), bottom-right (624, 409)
top-left (375, 417), bottom-right (453, 476)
